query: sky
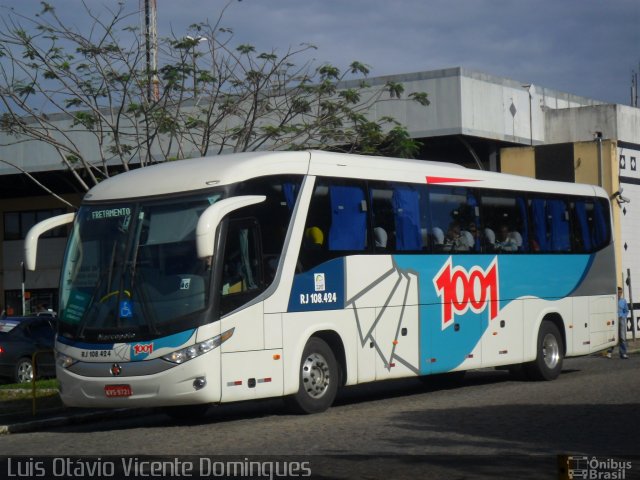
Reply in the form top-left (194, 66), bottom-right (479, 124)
top-left (1, 0), bottom-right (639, 105)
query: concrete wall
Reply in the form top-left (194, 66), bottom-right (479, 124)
top-left (546, 104), bottom-right (640, 146)
top-left (500, 147), bottom-right (535, 177)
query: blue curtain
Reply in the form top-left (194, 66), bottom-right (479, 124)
top-left (516, 197), bottom-right (529, 252)
top-left (328, 185), bottom-right (366, 250)
top-left (593, 200), bottom-right (607, 248)
top-left (466, 191), bottom-right (481, 252)
top-left (393, 185), bottom-right (422, 250)
top-left (531, 199), bottom-right (549, 252)
top-left (282, 182), bottom-right (299, 211)
top-left (548, 199), bottom-right (570, 251)
top-left (574, 201), bottom-right (592, 252)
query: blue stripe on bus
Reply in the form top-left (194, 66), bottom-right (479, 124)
top-left (56, 329), bottom-right (196, 361)
top-left (57, 336), bottom-right (115, 350)
top-left (394, 254), bottom-right (592, 374)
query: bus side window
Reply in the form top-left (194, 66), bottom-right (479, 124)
top-left (219, 219), bottom-right (263, 316)
top-left (370, 183), bottom-right (396, 251)
top-left (572, 197), bottom-right (610, 252)
top-left (234, 175), bottom-right (303, 286)
top-left (428, 186), bottom-right (477, 253)
top-left (479, 191), bottom-right (527, 253)
top-left (370, 182), bottom-right (428, 253)
top-left (299, 179), bottom-right (367, 271)
top-left (530, 197), bottom-right (571, 253)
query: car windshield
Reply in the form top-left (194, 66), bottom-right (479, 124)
top-left (0, 319), bottom-right (20, 334)
top-left (58, 191), bottom-right (224, 342)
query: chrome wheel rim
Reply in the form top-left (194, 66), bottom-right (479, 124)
top-left (17, 361), bottom-right (33, 383)
top-left (542, 333), bottom-right (560, 369)
top-left (302, 352), bottom-right (330, 399)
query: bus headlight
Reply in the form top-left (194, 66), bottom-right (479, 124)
top-left (161, 328), bottom-right (234, 364)
top-left (57, 352), bottom-right (77, 369)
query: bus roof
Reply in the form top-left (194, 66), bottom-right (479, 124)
top-left (84, 150), bottom-right (606, 202)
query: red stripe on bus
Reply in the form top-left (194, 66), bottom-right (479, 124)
top-left (425, 176), bottom-right (480, 184)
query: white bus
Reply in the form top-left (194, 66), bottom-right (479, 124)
top-left (25, 150), bottom-right (617, 417)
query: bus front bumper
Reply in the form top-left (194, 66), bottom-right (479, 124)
top-left (56, 351), bottom-right (221, 408)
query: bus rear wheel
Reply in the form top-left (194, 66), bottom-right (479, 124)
top-left (285, 337), bottom-right (339, 414)
top-left (525, 321), bottom-right (564, 381)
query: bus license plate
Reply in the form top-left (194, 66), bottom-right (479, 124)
top-left (104, 385), bottom-right (132, 398)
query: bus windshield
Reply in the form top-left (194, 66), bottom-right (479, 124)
top-left (58, 191), bottom-right (224, 342)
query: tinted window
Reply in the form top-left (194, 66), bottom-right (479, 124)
top-left (428, 186), bottom-right (479, 253)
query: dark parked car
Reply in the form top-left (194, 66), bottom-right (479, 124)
top-left (0, 316), bottom-right (56, 384)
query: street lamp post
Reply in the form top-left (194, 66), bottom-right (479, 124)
top-left (186, 36), bottom-right (207, 99)
top-left (522, 84), bottom-right (533, 146)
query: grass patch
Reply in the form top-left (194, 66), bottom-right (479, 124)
top-left (0, 378), bottom-right (59, 391)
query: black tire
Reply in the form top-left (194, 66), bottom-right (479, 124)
top-left (525, 321), bottom-right (564, 381)
top-left (14, 357), bottom-right (33, 384)
top-left (285, 337), bottom-right (339, 414)
top-left (163, 403), bottom-right (210, 421)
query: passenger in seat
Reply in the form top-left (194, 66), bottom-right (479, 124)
top-left (374, 227), bottom-right (388, 249)
top-left (495, 225), bottom-right (518, 252)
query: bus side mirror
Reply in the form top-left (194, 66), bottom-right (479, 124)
top-left (24, 213), bottom-right (75, 271)
top-left (196, 195), bottom-right (266, 259)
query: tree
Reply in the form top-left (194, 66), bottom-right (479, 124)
top-left (0, 1), bottom-right (429, 198)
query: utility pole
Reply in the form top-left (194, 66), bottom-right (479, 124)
top-left (140, 0), bottom-right (158, 167)
top-left (632, 69), bottom-right (638, 107)
top-left (141, 0), bottom-right (159, 102)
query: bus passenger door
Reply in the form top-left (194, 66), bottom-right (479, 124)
top-left (588, 295), bottom-right (617, 352)
top-left (217, 219), bottom-right (283, 402)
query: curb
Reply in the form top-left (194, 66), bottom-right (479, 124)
top-left (0, 408), bottom-right (153, 435)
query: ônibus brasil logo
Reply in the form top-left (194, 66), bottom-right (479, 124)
top-left (433, 257), bottom-right (499, 330)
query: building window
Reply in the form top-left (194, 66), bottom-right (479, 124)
top-left (3, 208), bottom-right (67, 240)
top-left (4, 288), bottom-right (58, 317)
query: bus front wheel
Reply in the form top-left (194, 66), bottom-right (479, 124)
top-left (526, 321), bottom-right (564, 381)
top-left (286, 337), bottom-right (339, 414)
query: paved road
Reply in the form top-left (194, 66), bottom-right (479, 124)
top-left (1, 354), bottom-right (638, 479)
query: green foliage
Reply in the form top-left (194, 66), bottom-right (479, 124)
top-left (65, 154), bottom-right (81, 165)
top-left (386, 81), bottom-right (405, 98)
top-left (236, 44), bottom-right (256, 55)
top-left (72, 111), bottom-right (96, 129)
top-left (0, 2), bottom-right (430, 195)
top-left (409, 92), bottom-right (430, 106)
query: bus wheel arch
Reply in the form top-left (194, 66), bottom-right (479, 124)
top-left (285, 332), bottom-right (344, 414)
top-left (312, 330), bottom-right (346, 387)
top-left (526, 315), bottom-right (565, 381)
